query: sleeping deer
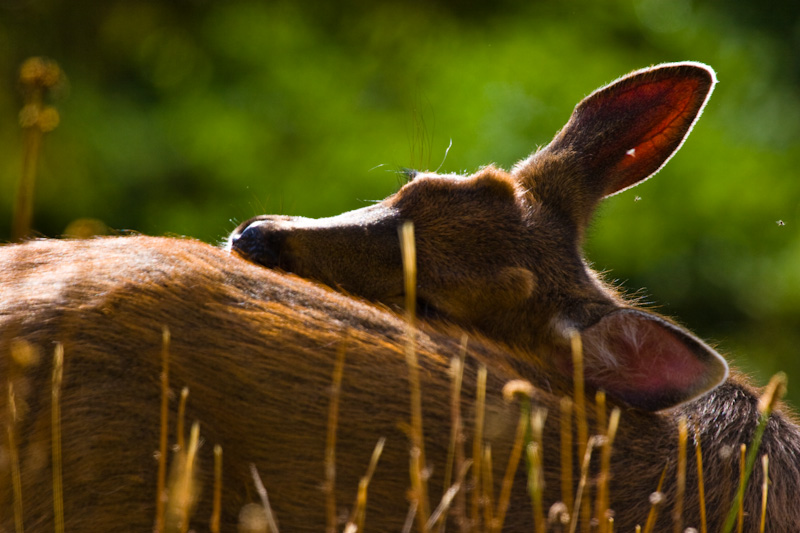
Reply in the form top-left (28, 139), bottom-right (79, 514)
top-left (2, 63), bottom-right (799, 532)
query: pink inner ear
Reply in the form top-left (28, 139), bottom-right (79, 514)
top-left (606, 83), bottom-right (699, 189)
top-left (600, 319), bottom-right (706, 390)
top-left (561, 69), bottom-right (711, 198)
top-left (580, 309), bottom-right (728, 411)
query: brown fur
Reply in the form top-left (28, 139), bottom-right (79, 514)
top-left (1, 237), bottom-right (799, 532)
top-left (3, 63), bottom-right (800, 531)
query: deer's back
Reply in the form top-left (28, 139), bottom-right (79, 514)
top-left (1, 236), bottom-right (799, 532)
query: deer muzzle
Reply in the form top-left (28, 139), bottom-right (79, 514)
top-left (227, 204), bottom-right (405, 300)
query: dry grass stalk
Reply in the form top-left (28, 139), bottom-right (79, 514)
top-left (569, 331), bottom-right (590, 533)
top-left (593, 392), bottom-right (607, 531)
top-left (482, 445), bottom-right (495, 528)
top-left (569, 435), bottom-right (601, 533)
top-left (402, 501), bottom-right (418, 533)
top-left (409, 447), bottom-right (428, 532)
top-left (51, 343), bottom-right (64, 533)
top-left (177, 387), bottom-right (189, 452)
top-left (493, 381), bottom-right (537, 533)
top-left (471, 365), bottom-right (488, 530)
top-left (441, 336), bottom-right (468, 533)
top-left (400, 221), bottom-right (430, 531)
top-left (760, 454), bottom-right (769, 533)
top-left (527, 443), bottom-right (544, 533)
top-left (325, 337), bottom-right (348, 533)
top-left (6, 383), bottom-right (24, 533)
top-left (560, 396), bottom-right (574, 515)
top-left (529, 408), bottom-right (547, 533)
top-left (428, 459), bottom-right (471, 531)
top-left (210, 444), bottom-right (223, 533)
top-left (595, 390), bottom-right (608, 515)
top-left (155, 326), bottom-right (171, 533)
top-left (596, 408), bottom-right (620, 533)
top-left (250, 463), bottom-right (280, 533)
top-left (758, 372), bottom-right (788, 415)
top-left (694, 428), bottom-right (707, 533)
top-left (163, 423), bottom-right (201, 532)
top-left (642, 466), bottom-right (667, 533)
top-left (346, 437), bottom-right (385, 533)
top-left (595, 390), bottom-right (606, 440)
top-left (444, 353), bottom-right (464, 497)
top-left (673, 417), bottom-right (688, 533)
top-left (171, 421), bottom-right (200, 533)
top-left (595, 388), bottom-right (610, 532)
top-left (13, 57), bottom-right (62, 241)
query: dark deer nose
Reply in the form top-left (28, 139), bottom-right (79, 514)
top-left (229, 219), bottom-right (284, 268)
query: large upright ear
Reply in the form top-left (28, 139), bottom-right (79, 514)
top-left (558, 62), bottom-right (715, 196)
top-left (578, 308), bottom-right (728, 411)
top-left (514, 62), bottom-right (716, 228)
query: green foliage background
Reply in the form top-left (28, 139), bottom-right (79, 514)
top-left (2, 0), bottom-right (799, 403)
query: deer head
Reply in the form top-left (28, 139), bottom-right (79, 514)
top-left (228, 62), bottom-right (727, 411)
